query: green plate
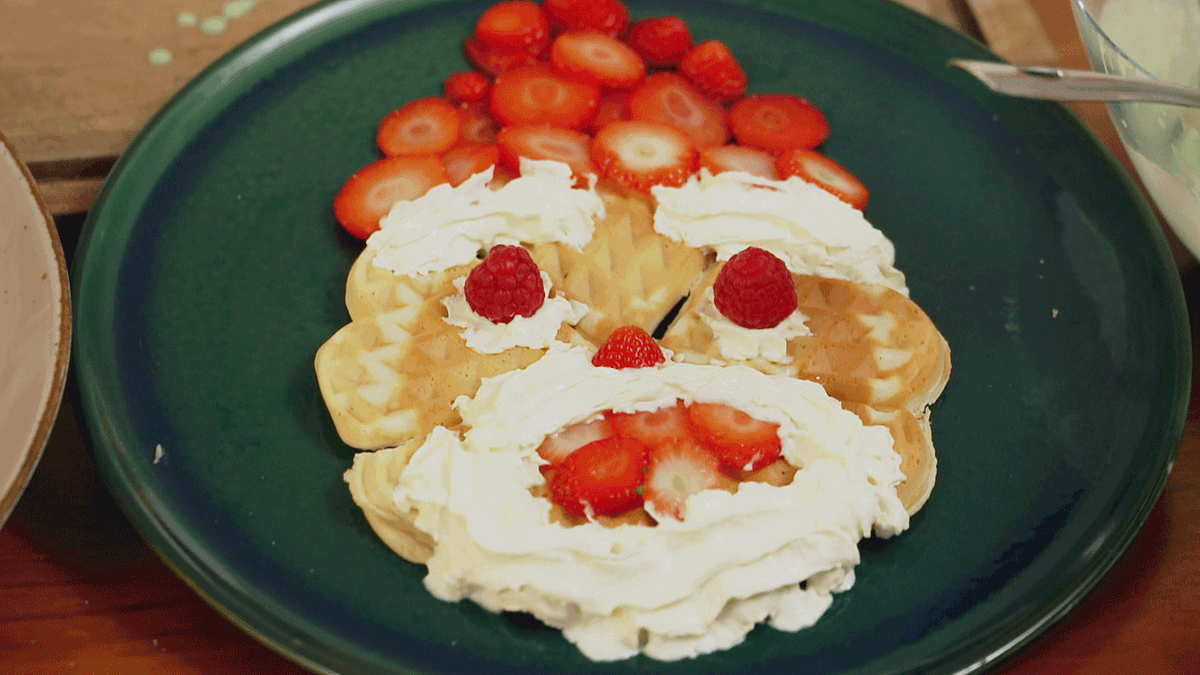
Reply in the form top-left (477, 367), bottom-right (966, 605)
top-left (71, 0), bottom-right (1190, 673)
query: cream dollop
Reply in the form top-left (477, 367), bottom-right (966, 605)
top-left (367, 159), bottom-right (605, 276)
top-left (651, 170), bottom-right (907, 294)
top-left (442, 272), bottom-right (588, 353)
top-left (393, 344), bottom-right (908, 662)
top-left (697, 286), bottom-right (811, 363)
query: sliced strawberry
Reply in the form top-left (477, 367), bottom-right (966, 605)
top-left (686, 402), bottom-right (782, 471)
top-left (698, 145), bottom-right (778, 180)
top-left (549, 436), bottom-right (648, 517)
top-left (589, 90), bottom-right (629, 133)
top-left (728, 93), bottom-right (830, 152)
top-left (591, 119), bottom-right (698, 193)
top-left (489, 64), bottom-right (600, 130)
top-left (776, 148), bottom-right (869, 210)
top-left (443, 143), bottom-right (500, 186)
top-left (678, 40), bottom-right (747, 103)
top-left (474, 0), bottom-right (550, 55)
top-left (536, 417), bottom-right (614, 468)
top-left (606, 401), bottom-right (693, 448)
top-left (542, 0), bottom-right (630, 37)
top-left (333, 155), bottom-right (449, 239)
top-left (644, 438), bottom-right (724, 520)
top-left (463, 35), bottom-right (539, 77)
top-left (550, 29), bottom-right (645, 90)
top-left (456, 102), bottom-right (501, 146)
top-left (377, 97), bottom-right (462, 157)
top-left (444, 70), bottom-right (491, 104)
top-left (627, 72), bottom-right (729, 147)
top-left (591, 324), bottom-right (665, 368)
top-left (497, 124), bottom-right (597, 178)
top-left (626, 16), bottom-right (694, 68)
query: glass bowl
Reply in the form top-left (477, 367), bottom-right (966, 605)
top-left (1072, 0), bottom-right (1200, 262)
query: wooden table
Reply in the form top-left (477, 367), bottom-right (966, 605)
top-left (2, 1), bottom-right (1197, 673)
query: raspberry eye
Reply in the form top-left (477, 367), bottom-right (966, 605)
top-left (712, 247), bottom-right (797, 329)
top-left (464, 245), bottom-right (546, 323)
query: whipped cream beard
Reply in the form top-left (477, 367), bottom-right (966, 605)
top-left (652, 170), bottom-right (908, 294)
top-left (394, 344), bottom-right (909, 662)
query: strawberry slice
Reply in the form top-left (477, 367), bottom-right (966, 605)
top-left (591, 324), bottom-right (665, 368)
top-left (589, 91), bottom-right (629, 133)
top-left (606, 401), bottom-right (693, 448)
top-left (456, 102), bottom-right (501, 146)
top-left (489, 64), bottom-right (600, 130)
top-left (463, 35), bottom-right (539, 77)
top-left (626, 16), bottom-right (694, 68)
top-left (686, 402), bottom-right (782, 471)
top-left (728, 93), bottom-right (830, 152)
top-left (698, 145), bottom-right (778, 180)
top-left (644, 438), bottom-right (724, 520)
top-left (678, 40), bottom-right (747, 103)
top-left (776, 148), bottom-right (869, 210)
top-left (549, 436), bottom-right (648, 517)
top-left (536, 417), bottom-right (614, 468)
top-left (444, 70), bottom-right (491, 104)
top-left (497, 124), bottom-right (597, 179)
top-left (550, 29), bottom-right (645, 90)
top-left (591, 119), bottom-right (698, 193)
top-left (474, 0), bottom-right (550, 55)
top-left (542, 0), bottom-right (630, 37)
top-left (333, 155), bottom-right (449, 239)
top-left (627, 72), bottom-right (729, 147)
top-left (377, 97), bottom-right (462, 157)
top-left (443, 143), bottom-right (499, 186)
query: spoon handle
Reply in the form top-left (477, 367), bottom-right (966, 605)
top-left (948, 59), bottom-right (1200, 108)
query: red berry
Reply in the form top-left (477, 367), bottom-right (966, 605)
top-left (626, 16), bottom-right (694, 68)
top-left (489, 64), bottom-right (601, 130)
top-left (776, 148), bottom-right (869, 210)
top-left (444, 71), bottom-right (491, 104)
top-left (549, 436), bottom-right (648, 517)
top-left (376, 97), bottom-right (462, 157)
top-left (698, 145), bottom-right (778, 180)
top-left (728, 94), bottom-right (830, 152)
top-left (686, 402), bottom-right (782, 471)
top-left (463, 244), bottom-right (545, 323)
top-left (456, 102), bottom-right (501, 145)
top-left (497, 124), bottom-right (598, 179)
top-left (592, 325), bottom-right (665, 369)
top-left (550, 29), bottom-right (646, 90)
top-left (542, 0), bottom-right (630, 37)
top-left (606, 401), bottom-right (693, 448)
top-left (712, 247), bottom-right (797, 329)
top-left (333, 155), bottom-right (449, 239)
top-left (627, 72), bottom-right (729, 147)
top-left (463, 35), bottom-right (539, 77)
top-left (643, 438), bottom-right (724, 520)
top-left (590, 119), bottom-right (698, 193)
top-left (474, 1), bottom-right (551, 55)
top-left (537, 417), bottom-right (615, 468)
top-left (677, 40), bottom-right (747, 103)
top-left (589, 91), bottom-right (629, 133)
top-left (442, 143), bottom-right (499, 186)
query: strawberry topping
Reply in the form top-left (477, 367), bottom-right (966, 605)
top-left (686, 402), bottom-right (782, 472)
top-left (712, 246), bottom-right (798, 329)
top-left (542, 0), bottom-right (630, 37)
top-left (333, 155), bottom-right (448, 239)
top-left (463, 244), bottom-right (545, 323)
top-left (497, 124), bottom-right (597, 179)
top-left (463, 35), bottom-right (539, 77)
top-left (443, 143), bottom-right (500, 186)
top-left (550, 29), bottom-right (646, 90)
top-left (592, 325), bottom-right (665, 369)
top-left (728, 93), bottom-right (831, 152)
top-left (549, 436), bottom-right (648, 517)
top-left (776, 148), bottom-right (869, 210)
top-left (489, 64), bottom-right (601, 130)
top-left (626, 16), bottom-right (694, 68)
top-left (698, 144), bottom-right (778, 180)
top-left (444, 71), bottom-right (491, 104)
top-left (474, 0), bottom-right (551, 55)
top-left (589, 91), bottom-right (630, 133)
top-left (537, 417), bottom-right (615, 468)
top-left (627, 72), bottom-right (729, 147)
top-left (606, 400), bottom-right (693, 448)
top-left (377, 97), bottom-right (462, 157)
top-left (644, 438), bottom-right (724, 520)
top-left (456, 102), bottom-right (501, 146)
top-left (678, 40), bottom-right (747, 103)
top-left (591, 119), bottom-right (698, 193)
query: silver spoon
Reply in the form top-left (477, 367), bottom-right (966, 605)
top-left (948, 58), bottom-right (1200, 108)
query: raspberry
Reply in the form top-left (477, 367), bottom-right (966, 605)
top-left (592, 325), bottom-right (665, 368)
top-left (464, 245), bottom-right (545, 323)
top-left (712, 247), bottom-right (797, 329)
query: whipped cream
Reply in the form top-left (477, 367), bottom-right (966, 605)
top-left (366, 159), bottom-right (605, 276)
top-left (651, 170), bottom-right (908, 294)
top-left (443, 272), bottom-right (588, 353)
top-left (394, 344), bottom-right (908, 662)
top-left (697, 286), bottom-right (811, 364)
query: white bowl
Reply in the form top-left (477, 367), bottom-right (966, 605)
top-left (0, 132), bottom-right (71, 530)
top-left (1072, 0), bottom-right (1200, 262)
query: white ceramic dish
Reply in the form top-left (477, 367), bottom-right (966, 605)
top-left (0, 131), bottom-right (71, 529)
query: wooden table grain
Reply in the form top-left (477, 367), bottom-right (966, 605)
top-left (2, 1), bottom-right (1198, 673)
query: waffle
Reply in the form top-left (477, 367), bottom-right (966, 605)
top-left (315, 257), bottom-right (591, 450)
top-left (529, 183), bottom-right (709, 344)
top-left (344, 440), bottom-right (434, 564)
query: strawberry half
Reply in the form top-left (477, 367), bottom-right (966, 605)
top-left (698, 145), bottom-right (778, 180)
top-left (591, 324), bottom-right (665, 368)
top-left (549, 436), bottom-right (648, 517)
top-left (591, 119), bottom-right (698, 193)
top-left (537, 417), bottom-right (615, 468)
top-left (333, 155), bottom-right (449, 239)
top-left (377, 97), bottom-right (462, 157)
top-left (606, 401), bottom-right (693, 448)
top-left (497, 124), bottom-right (597, 179)
top-left (627, 72), bottom-right (729, 147)
top-left (550, 29), bottom-right (646, 90)
top-left (489, 64), bottom-right (601, 130)
top-left (474, 0), bottom-right (550, 55)
top-left (443, 143), bottom-right (499, 186)
top-left (776, 148), bottom-right (869, 210)
top-left (678, 40), bottom-right (747, 103)
top-left (444, 70), bottom-right (491, 104)
top-left (686, 402), bottom-right (782, 471)
top-left (728, 93), bottom-right (831, 152)
top-left (542, 0), bottom-right (630, 37)
top-left (644, 438), bottom-right (724, 520)
top-left (626, 16), bottom-right (694, 68)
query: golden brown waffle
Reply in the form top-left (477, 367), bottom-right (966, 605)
top-left (842, 403), bottom-right (937, 515)
top-left (315, 259), bottom-right (592, 450)
top-left (529, 183), bottom-right (709, 344)
top-left (344, 440), bottom-right (434, 564)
